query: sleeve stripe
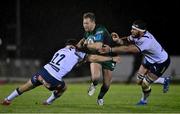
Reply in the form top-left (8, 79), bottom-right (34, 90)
top-left (134, 44), bottom-right (142, 52)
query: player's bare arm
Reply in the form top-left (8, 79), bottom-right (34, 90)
top-left (111, 32), bottom-right (132, 45)
top-left (111, 44), bottom-right (140, 53)
top-left (75, 54), bottom-right (121, 68)
top-left (99, 44), bottom-right (140, 54)
top-left (86, 42), bottom-right (103, 50)
top-left (87, 54), bottom-right (121, 63)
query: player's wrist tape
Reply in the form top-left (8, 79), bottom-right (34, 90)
top-left (109, 47), bottom-right (112, 53)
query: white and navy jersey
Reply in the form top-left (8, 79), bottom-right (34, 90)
top-left (128, 31), bottom-right (168, 63)
top-left (44, 47), bottom-right (86, 81)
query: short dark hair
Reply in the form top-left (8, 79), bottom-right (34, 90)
top-left (83, 12), bottom-right (96, 22)
top-left (132, 20), bottom-right (147, 30)
top-left (65, 39), bottom-right (77, 46)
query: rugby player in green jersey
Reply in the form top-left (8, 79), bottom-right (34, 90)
top-left (77, 12), bottom-right (117, 106)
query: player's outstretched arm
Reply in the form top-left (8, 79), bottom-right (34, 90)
top-left (86, 42), bottom-right (103, 50)
top-left (87, 54), bottom-right (121, 63)
top-left (111, 32), bottom-right (132, 45)
top-left (112, 45), bottom-right (140, 53)
top-left (99, 44), bottom-right (140, 54)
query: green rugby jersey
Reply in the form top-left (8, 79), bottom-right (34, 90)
top-left (84, 25), bottom-right (114, 46)
top-left (84, 25), bottom-right (116, 55)
top-left (83, 25), bottom-right (117, 71)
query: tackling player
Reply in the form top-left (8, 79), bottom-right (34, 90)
top-left (99, 20), bottom-right (171, 105)
top-left (1, 39), bottom-right (120, 105)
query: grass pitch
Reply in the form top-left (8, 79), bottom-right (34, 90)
top-left (0, 83), bottom-right (180, 113)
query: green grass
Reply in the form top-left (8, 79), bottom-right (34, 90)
top-left (0, 83), bottom-right (180, 113)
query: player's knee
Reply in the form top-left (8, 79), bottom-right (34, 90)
top-left (56, 81), bottom-right (66, 92)
top-left (136, 73), bottom-right (144, 85)
top-left (31, 75), bottom-right (42, 87)
top-left (92, 75), bottom-right (100, 81)
top-left (141, 76), bottom-right (153, 90)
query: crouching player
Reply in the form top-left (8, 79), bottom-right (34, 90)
top-left (1, 39), bottom-right (120, 105)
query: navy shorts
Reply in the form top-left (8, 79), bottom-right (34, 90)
top-left (142, 56), bottom-right (170, 77)
top-left (31, 68), bottom-right (65, 91)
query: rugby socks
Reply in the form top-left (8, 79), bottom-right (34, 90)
top-left (141, 88), bottom-right (151, 102)
top-left (98, 85), bottom-right (109, 99)
top-left (92, 80), bottom-right (98, 86)
top-left (154, 77), bottom-right (165, 84)
top-left (6, 88), bottom-right (21, 101)
top-left (46, 91), bottom-right (58, 104)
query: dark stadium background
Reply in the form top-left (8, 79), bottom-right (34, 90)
top-left (0, 0), bottom-right (179, 62)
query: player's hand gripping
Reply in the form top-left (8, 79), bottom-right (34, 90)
top-left (112, 56), bottom-right (121, 63)
top-left (98, 44), bottom-right (111, 54)
top-left (111, 32), bottom-right (123, 44)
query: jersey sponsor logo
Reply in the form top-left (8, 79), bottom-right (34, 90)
top-left (87, 35), bottom-right (95, 44)
top-left (95, 34), bottom-right (103, 41)
top-left (87, 35), bottom-right (95, 40)
top-left (95, 31), bottom-right (103, 35)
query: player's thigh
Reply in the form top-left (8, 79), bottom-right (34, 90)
top-left (141, 72), bottom-right (158, 89)
top-left (102, 69), bottom-right (112, 86)
top-left (136, 65), bottom-right (148, 84)
top-left (90, 62), bottom-right (102, 78)
top-left (146, 62), bottom-right (169, 82)
top-left (147, 72), bottom-right (159, 82)
top-left (137, 65), bottom-right (148, 75)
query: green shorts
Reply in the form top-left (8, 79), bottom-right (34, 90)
top-left (99, 61), bottom-right (116, 71)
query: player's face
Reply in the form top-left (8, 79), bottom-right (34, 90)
top-left (131, 28), bottom-right (140, 37)
top-left (83, 18), bottom-right (95, 32)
